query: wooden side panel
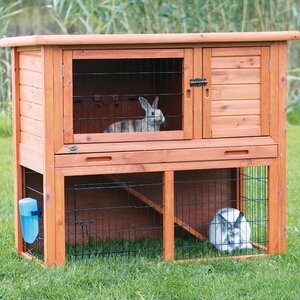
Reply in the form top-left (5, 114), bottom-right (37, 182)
top-left (268, 42), bottom-right (287, 254)
top-left (163, 171), bottom-right (174, 261)
top-left (203, 46), bottom-right (270, 138)
top-left (19, 50), bottom-right (45, 170)
top-left (19, 143), bottom-right (44, 174)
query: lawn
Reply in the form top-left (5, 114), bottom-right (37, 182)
top-left (0, 126), bottom-right (299, 299)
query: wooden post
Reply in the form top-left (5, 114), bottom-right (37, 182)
top-left (55, 170), bottom-right (65, 265)
top-left (12, 48), bottom-right (23, 253)
top-left (268, 41), bottom-right (287, 254)
top-left (43, 46), bottom-right (56, 266)
top-left (163, 171), bottom-right (174, 261)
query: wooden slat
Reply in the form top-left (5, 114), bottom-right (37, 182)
top-left (212, 47), bottom-right (262, 56)
top-left (43, 46), bottom-right (56, 266)
top-left (260, 47), bottom-right (270, 135)
top-left (212, 127), bottom-right (261, 138)
top-left (20, 100), bottom-right (43, 121)
top-left (19, 143), bottom-right (44, 174)
top-left (19, 84), bottom-right (43, 104)
top-left (73, 130), bottom-right (184, 144)
top-left (211, 115), bottom-right (260, 129)
top-left (56, 136), bottom-right (276, 154)
top-left (12, 48), bottom-right (23, 253)
top-left (19, 52), bottom-right (42, 73)
top-left (211, 84), bottom-right (260, 100)
top-left (211, 56), bottom-right (260, 69)
top-left (1, 31), bottom-right (300, 47)
top-left (212, 68), bottom-right (260, 84)
top-left (55, 170), bottom-right (65, 265)
top-left (63, 50), bottom-right (74, 144)
top-left (193, 48), bottom-right (202, 139)
top-left (53, 47), bottom-right (64, 152)
top-left (202, 48), bottom-right (212, 138)
top-left (19, 69), bottom-right (43, 88)
top-left (57, 158), bottom-right (275, 177)
top-left (20, 116), bottom-right (44, 137)
top-left (163, 171), bottom-right (174, 261)
top-left (20, 131), bottom-right (44, 152)
top-left (55, 145), bottom-right (277, 168)
top-left (174, 254), bottom-right (268, 264)
top-left (211, 100), bottom-right (260, 116)
top-left (183, 48), bottom-right (193, 139)
top-left (211, 115), bottom-right (261, 137)
top-left (73, 49), bottom-right (184, 59)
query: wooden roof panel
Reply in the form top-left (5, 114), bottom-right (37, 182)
top-left (1, 31), bottom-right (300, 47)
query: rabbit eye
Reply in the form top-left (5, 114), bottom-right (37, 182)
top-left (151, 112), bottom-right (155, 116)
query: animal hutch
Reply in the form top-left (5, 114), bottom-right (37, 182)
top-left (1, 31), bottom-right (299, 266)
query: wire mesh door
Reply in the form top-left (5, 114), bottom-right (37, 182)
top-left (65, 173), bottom-right (164, 260)
top-left (174, 167), bottom-right (268, 260)
top-left (63, 49), bottom-right (193, 143)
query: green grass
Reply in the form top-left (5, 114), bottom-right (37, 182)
top-left (1, 126), bottom-right (300, 299)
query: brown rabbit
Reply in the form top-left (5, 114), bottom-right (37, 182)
top-left (104, 96), bottom-right (165, 133)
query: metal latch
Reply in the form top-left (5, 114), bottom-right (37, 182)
top-left (190, 78), bottom-right (208, 87)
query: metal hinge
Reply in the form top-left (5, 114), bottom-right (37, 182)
top-left (190, 78), bottom-right (208, 87)
top-left (62, 64), bottom-right (65, 78)
top-left (268, 60), bottom-right (272, 73)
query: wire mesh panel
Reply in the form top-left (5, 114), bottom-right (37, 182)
top-left (73, 58), bottom-right (183, 134)
top-left (22, 168), bottom-right (44, 260)
top-left (65, 173), bottom-right (163, 260)
top-left (174, 167), bottom-right (268, 260)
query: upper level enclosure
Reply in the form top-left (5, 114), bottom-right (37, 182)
top-left (63, 46), bottom-right (270, 144)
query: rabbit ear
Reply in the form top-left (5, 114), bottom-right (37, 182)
top-left (217, 213), bottom-right (231, 229)
top-left (152, 96), bottom-right (159, 109)
top-left (139, 97), bottom-right (151, 112)
top-left (234, 211), bottom-right (244, 228)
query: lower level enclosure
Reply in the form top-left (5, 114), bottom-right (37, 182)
top-left (23, 167), bottom-right (268, 262)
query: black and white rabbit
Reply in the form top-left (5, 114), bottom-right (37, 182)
top-left (209, 208), bottom-right (252, 252)
top-left (104, 96), bottom-right (165, 133)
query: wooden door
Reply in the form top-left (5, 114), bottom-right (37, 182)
top-left (202, 47), bottom-right (270, 138)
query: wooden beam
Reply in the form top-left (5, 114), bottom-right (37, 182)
top-left (11, 48), bottom-right (23, 253)
top-left (163, 171), bottom-right (174, 261)
top-left (43, 46), bottom-right (56, 266)
top-left (106, 175), bottom-right (206, 241)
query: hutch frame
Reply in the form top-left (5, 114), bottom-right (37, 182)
top-left (1, 31), bottom-right (299, 266)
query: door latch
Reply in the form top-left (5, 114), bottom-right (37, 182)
top-left (190, 78), bottom-right (208, 87)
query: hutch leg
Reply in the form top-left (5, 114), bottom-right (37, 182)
top-left (163, 171), bottom-right (174, 261)
top-left (43, 46), bottom-right (56, 266)
top-left (268, 41), bottom-right (287, 254)
top-left (55, 171), bottom-right (65, 265)
top-left (12, 48), bottom-right (23, 253)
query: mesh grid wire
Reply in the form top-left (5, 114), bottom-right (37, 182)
top-left (174, 167), bottom-right (268, 260)
top-left (22, 168), bottom-right (44, 260)
top-left (65, 173), bottom-right (163, 260)
top-left (72, 58), bottom-right (183, 134)
top-left (65, 167), bottom-right (268, 261)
